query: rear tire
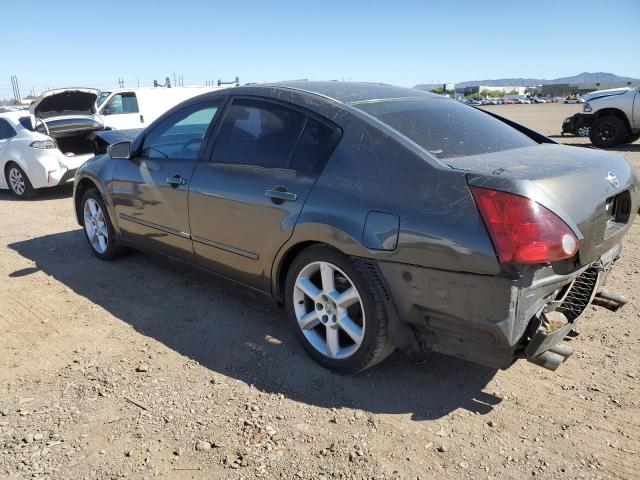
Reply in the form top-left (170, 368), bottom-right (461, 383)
top-left (285, 245), bottom-right (394, 374)
top-left (81, 188), bottom-right (121, 260)
top-left (5, 163), bottom-right (37, 199)
top-left (590, 116), bottom-right (628, 148)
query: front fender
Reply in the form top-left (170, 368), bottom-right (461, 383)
top-left (73, 155), bottom-right (119, 233)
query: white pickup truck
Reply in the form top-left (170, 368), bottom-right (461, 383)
top-left (578, 87), bottom-right (640, 147)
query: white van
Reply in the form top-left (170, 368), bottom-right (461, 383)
top-left (95, 86), bottom-right (225, 129)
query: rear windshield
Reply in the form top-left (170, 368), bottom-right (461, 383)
top-left (352, 98), bottom-right (536, 160)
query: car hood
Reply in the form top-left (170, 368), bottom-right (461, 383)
top-left (30, 88), bottom-right (99, 119)
top-left (584, 88), bottom-right (630, 102)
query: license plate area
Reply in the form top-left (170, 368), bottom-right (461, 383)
top-left (603, 190), bottom-right (631, 239)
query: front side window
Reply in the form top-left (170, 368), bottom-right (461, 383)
top-left (103, 92), bottom-right (139, 115)
top-left (353, 98), bottom-right (536, 160)
top-left (0, 119), bottom-right (17, 140)
top-left (212, 99), bottom-right (306, 169)
top-left (140, 102), bottom-right (220, 160)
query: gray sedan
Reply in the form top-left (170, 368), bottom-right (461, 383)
top-left (73, 82), bottom-right (639, 374)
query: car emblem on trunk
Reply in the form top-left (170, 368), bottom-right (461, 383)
top-left (607, 171), bottom-right (619, 188)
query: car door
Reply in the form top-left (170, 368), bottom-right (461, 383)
top-left (100, 92), bottom-right (144, 129)
top-left (188, 97), bottom-right (341, 291)
top-left (111, 99), bottom-right (224, 262)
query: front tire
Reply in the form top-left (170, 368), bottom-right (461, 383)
top-left (590, 116), bottom-right (628, 148)
top-left (285, 245), bottom-right (394, 374)
top-left (5, 163), bottom-right (36, 199)
top-left (81, 189), bottom-right (121, 260)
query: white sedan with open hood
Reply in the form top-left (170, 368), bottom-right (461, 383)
top-left (0, 88), bottom-right (103, 198)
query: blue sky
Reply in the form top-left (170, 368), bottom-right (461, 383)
top-left (2, 0), bottom-right (639, 98)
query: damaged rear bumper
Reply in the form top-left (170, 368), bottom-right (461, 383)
top-left (377, 243), bottom-right (623, 370)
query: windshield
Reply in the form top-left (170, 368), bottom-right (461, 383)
top-left (352, 98), bottom-right (536, 160)
top-left (97, 91), bottom-right (111, 107)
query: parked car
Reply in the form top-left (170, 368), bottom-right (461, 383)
top-left (0, 107), bottom-right (98, 198)
top-left (73, 82), bottom-right (639, 374)
top-left (581, 86), bottom-right (640, 147)
top-left (561, 114), bottom-right (591, 137)
top-left (95, 86), bottom-right (225, 130)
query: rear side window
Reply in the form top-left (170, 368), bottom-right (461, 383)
top-left (0, 119), bottom-right (17, 139)
top-left (212, 99), bottom-right (306, 169)
top-left (19, 116), bottom-right (34, 131)
top-left (291, 117), bottom-right (340, 174)
top-left (353, 98), bottom-right (535, 160)
top-left (140, 101), bottom-right (220, 160)
top-left (103, 92), bottom-right (139, 115)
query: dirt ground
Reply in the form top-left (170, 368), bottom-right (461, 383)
top-left (1, 104), bottom-right (639, 480)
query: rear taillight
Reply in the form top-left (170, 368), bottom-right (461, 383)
top-left (470, 186), bottom-right (579, 264)
top-left (29, 139), bottom-right (56, 149)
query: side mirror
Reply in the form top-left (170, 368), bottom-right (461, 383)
top-left (107, 141), bottom-right (132, 159)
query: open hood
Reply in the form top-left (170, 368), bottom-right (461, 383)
top-left (30, 88), bottom-right (99, 119)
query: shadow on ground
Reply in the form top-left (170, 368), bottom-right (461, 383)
top-left (9, 230), bottom-right (501, 421)
top-left (0, 184), bottom-right (73, 202)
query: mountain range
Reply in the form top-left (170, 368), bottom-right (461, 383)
top-left (415, 72), bottom-right (639, 91)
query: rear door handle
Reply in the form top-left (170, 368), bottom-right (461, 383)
top-left (265, 188), bottom-right (297, 202)
top-left (166, 175), bottom-right (188, 188)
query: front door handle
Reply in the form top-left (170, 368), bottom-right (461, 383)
top-left (166, 174), bottom-right (188, 188)
top-left (265, 188), bottom-right (297, 203)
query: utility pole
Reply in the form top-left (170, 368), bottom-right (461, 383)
top-left (118, 77), bottom-right (124, 88)
top-left (10, 75), bottom-right (21, 102)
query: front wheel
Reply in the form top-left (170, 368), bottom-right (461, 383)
top-left (590, 116), bottom-right (628, 148)
top-left (285, 245), bottom-right (394, 374)
top-left (81, 189), bottom-right (121, 260)
top-left (5, 163), bottom-right (36, 199)
top-left (577, 125), bottom-right (590, 137)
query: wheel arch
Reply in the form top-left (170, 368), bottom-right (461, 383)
top-left (74, 177), bottom-right (99, 225)
top-left (271, 224), bottom-right (373, 301)
top-left (3, 159), bottom-right (33, 192)
top-left (74, 175), bottom-right (115, 231)
top-left (593, 108), bottom-right (632, 132)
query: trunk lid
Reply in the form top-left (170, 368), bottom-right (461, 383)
top-left (452, 144), bottom-right (640, 265)
top-left (31, 88), bottom-right (99, 119)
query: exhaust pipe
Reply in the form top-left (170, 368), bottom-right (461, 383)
top-left (549, 343), bottom-right (574, 359)
top-left (528, 342), bottom-right (574, 371)
top-left (592, 291), bottom-right (629, 312)
top-left (528, 350), bottom-right (565, 371)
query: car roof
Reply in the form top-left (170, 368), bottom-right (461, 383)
top-left (240, 81), bottom-right (440, 105)
top-left (0, 110), bottom-right (27, 123)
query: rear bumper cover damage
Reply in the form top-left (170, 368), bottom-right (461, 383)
top-left (377, 242), bottom-right (623, 370)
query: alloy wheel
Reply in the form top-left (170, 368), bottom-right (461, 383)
top-left (8, 167), bottom-right (25, 196)
top-left (577, 126), bottom-right (590, 137)
top-left (83, 198), bottom-right (109, 254)
top-left (293, 261), bottom-right (365, 360)
top-left (596, 122), bottom-right (616, 142)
